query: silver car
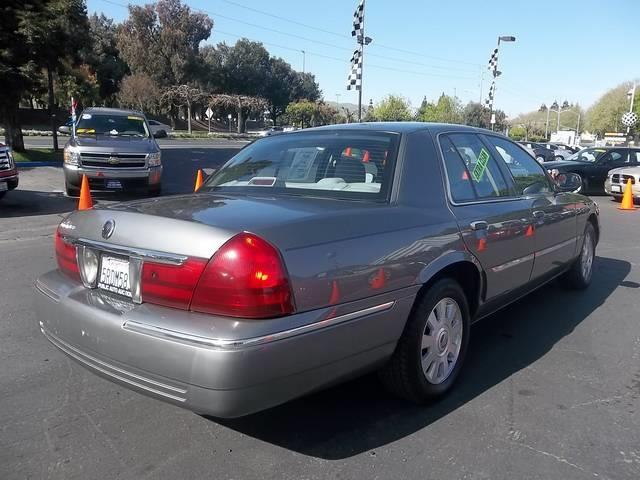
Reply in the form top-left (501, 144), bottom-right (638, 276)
top-left (36, 123), bottom-right (599, 418)
top-left (62, 107), bottom-right (163, 196)
top-left (605, 165), bottom-right (640, 200)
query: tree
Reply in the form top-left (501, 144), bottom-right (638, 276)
top-left (463, 102), bottom-right (489, 128)
top-left (208, 94), bottom-right (268, 133)
top-left (0, 0), bottom-right (43, 150)
top-left (14, 0), bottom-right (89, 151)
top-left (161, 85), bottom-right (205, 133)
top-left (586, 81), bottom-right (638, 136)
top-left (285, 101), bottom-right (337, 128)
top-left (416, 93), bottom-right (463, 124)
top-left (371, 95), bottom-right (412, 122)
top-left (264, 57), bottom-right (299, 125)
top-left (85, 14), bottom-right (129, 104)
top-left (117, 74), bottom-right (160, 113)
top-left (295, 72), bottom-right (321, 102)
top-left (117, 0), bottom-right (213, 87)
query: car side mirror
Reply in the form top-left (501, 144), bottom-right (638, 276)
top-left (58, 125), bottom-right (71, 135)
top-left (554, 172), bottom-right (582, 192)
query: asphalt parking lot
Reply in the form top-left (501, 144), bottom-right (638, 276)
top-left (1, 143), bottom-right (639, 479)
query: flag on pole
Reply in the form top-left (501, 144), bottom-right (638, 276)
top-left (484, 81), bottom-right (496, 110)
top-left (351, 0), bottom-right (365, 37)
top-left (347, 48), bottom-right (363, 90)
top-left (487, 48), bottom-right (498, 76)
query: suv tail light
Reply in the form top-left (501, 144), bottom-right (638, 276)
top-left (55, 230), bottom-right (80, 281)
top-left (190, 233), bottom-right (295, 318)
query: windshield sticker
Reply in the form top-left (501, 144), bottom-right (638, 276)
top-left (81, 113), bottom-right (91, 120)
top-left (127, 116), bottom-right (143, 121)
top-left (471, 148), bottom-right (491, 182)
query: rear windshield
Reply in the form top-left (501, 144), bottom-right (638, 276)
top-left (203, 131), bottom-right (400, 201)
top-left (75, 113), bottom-right (150, 138)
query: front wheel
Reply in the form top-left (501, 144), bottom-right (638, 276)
top-left (379, 278), bottom-right (471, 402)
top-left (561, 222), bottom-right (596, 290)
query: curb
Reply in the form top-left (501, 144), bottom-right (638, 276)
top-left (17, 162), bottom-right (62, 168)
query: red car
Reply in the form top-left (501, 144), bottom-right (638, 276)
top-left (0, 143), bottom-right (19, 199)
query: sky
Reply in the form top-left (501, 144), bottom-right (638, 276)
top-left (88, 0), bottom-right (640, 117)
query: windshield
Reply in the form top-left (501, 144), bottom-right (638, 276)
top-left (75, 113), bottom-right (150, 137)
top-left (203, 131), bottom-right (399, 201)
top-left (566, 148), bottom-right (606, 163)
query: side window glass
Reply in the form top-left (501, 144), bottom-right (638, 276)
top-left (485, 136), bottom-right (553, 195)
top-left (633, 151), bottom-right (640, 164)
top-left (439, 136), bottom-right (476, 202)
top-left (446, 133), bottom-right (510, 199)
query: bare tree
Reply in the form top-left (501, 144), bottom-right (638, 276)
top-left (161, 85), bottom-right (205, 134)
top-left (208, 94), bottom-right (268, 134)
top-left (117, 74), bottom-right (160, 113)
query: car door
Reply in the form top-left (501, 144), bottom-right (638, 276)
top-left (484, 135), bottom-right (578, 280)
top-left (439, 133), bottom-right (535, 300)
top-left (588, 149), bottom-right (629, 189)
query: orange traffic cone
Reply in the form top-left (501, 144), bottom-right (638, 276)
top-left (78, 175), bottom-right (93, 210)
top-left (194, 169), bottom-right (204, 192)
top-left (619, 178), bottom-right (635, 211)
top-left (525, 224), bottom-right (535, 237)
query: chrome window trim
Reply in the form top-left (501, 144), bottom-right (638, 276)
top-left (123, 301), bottom-right (396, 350)
top-left (66, 237), bottom-right (188, 266)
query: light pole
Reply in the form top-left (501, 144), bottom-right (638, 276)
top-left (301, 50), bottom-right (306, 74)
top-left (627, 83), bottom-right (636, 134)
top-left (335, 93), bottom-right (341, 112)
top-left (357, 34), bottom-right (373, 122)
top-left (490, 35), bottom-right (516, 131)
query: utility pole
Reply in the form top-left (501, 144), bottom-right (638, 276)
top-left (545, 107), bottom-right (550, 139)
top-left (301, 50), bottom-right (306, 74)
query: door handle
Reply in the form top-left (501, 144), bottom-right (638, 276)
top-left (533, 210), bottom-right (545, 219)
top-left (470, 221), bottom-right (488, 231)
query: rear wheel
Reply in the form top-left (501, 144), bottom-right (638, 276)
top-left (379, 278), bottom-right (471, 402)
top-left (562, 222), bottom-right (596, 290)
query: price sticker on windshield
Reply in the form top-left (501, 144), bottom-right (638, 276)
top-left (472, 148), bottom-right (491, 182)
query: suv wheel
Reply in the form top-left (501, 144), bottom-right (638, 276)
top-left (65, 184), bottom-right (79, 197)
top-left (562, 222), bottom-right (596, 290)
top-left (379, 278), bottom-right (471, 402)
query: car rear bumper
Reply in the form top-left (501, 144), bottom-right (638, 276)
top-left (604, 179), bottom-right (640, 198)
top-left (64, 164), bottom-right (162, 189)
top-left (35, 270), bottom-right (414, 418)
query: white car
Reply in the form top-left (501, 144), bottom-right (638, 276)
top-left (147, 120), bottom-right (172, 137)
top-left (604, 166), bottom-right (640, 201)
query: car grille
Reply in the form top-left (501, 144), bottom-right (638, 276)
top-left (80, 152), bottom-right (147, 169)
top-left (611, 174), bottom-right (636, 185)
top-left (0, 150), bottom-right (11, 171)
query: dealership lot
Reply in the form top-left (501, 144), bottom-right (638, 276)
top-left (1, 144), bottom-right (639, 480)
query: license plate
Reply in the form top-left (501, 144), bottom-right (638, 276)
top-left (98, 255), bottom-right (132, 298)
top-left (106, 180), bottom-right (122, 189)
top-left (612, 184), bottom-right (622, 193)
top-left (0, 182), bottom-right (7, 191)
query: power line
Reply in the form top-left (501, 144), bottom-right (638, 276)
top-left (219, 0), bottom-right (480, 67)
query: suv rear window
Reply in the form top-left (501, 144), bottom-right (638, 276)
top-left (204, 131), bottom-right (399, 201)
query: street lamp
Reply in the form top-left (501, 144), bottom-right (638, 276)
top-left (301, 50), bottom-right (306, 74)
top-left (490, 35), bottom-right (516, 131)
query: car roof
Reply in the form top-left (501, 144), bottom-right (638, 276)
top-left (82, 107), bottom-right (146, 117)
top-left (301, 122), bottom-right (494, 135)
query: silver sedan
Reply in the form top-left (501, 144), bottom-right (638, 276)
top-left (36, 123), bottom-right (598, 418)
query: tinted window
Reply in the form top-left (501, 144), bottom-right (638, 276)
top-left (600, 151), bottom-right (625, 164)
top-left (205, 131), bottom-right (399, 201)
top-left (439, 136), bottom-right (476, 202)
top-left (444, 133), bottom-right (510, 199)
top-left (486, 136), bottom-right (552, 195)
top-left (632, 151), bottom-right (640, 163)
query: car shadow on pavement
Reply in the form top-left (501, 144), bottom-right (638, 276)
top-left (0, 189), bottom-right (77, 218)
top-left (214, 256), bottom-right (630, 460)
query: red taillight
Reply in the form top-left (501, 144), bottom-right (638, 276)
top-left (190, 233), bottom-right (295, 319)
top-left (141, 258), bottom-right (208, 310)
top-left (55, 230), bottom-right (80, 280)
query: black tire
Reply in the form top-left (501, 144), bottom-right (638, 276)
top-left (379, 278), bottom-right (471, 403)
top-left (561, 222), bottom-right (596, 290)
top-left (147, 185), bottom-right (162, 196)
top-left (65, 184), bottom-right (79, 197)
